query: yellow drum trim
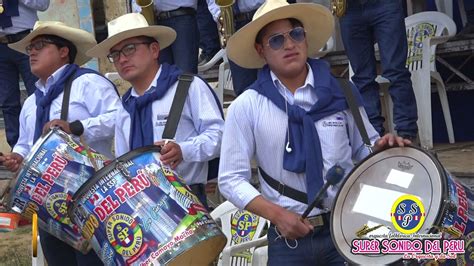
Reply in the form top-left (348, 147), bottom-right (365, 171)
top-left (32, 213), bottom-right (38, 257)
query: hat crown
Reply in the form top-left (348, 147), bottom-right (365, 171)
top-left (253, 0), bottom-right (290, 21)
top-left (107, 13), bottom-right (150, 39)
top-left (32, 21), bottom-right (68, 30)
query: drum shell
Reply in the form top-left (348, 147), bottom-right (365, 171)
top-left (7, 129), bottom-right (107, 253)
top-left (69, 146), bottom-right (226, 265)
top-left (330, 146), bottom-right (474, 265)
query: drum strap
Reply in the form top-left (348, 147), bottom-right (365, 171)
top-left (259, 167), bottom-right (308, 204)
top-left (162, 74), bottom-right (194, 139)
top-left (337, 78), bottom-right (372, 150)
top-left (60, 69), bottom-right (76, 121)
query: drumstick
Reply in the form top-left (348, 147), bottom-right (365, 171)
top-left (79, 136), bottom-right (100, 171)
top-left (69, 121), bottom-right (100, 171)
top-left (301, 164), bottom-right (345, 219)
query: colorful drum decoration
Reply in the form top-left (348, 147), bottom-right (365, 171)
top-left (69, 146), bottom-right (226, 266)
top-left (331, 146), bottom-right (473, 265)
top-left (7, 128), bottom-right (107, 252)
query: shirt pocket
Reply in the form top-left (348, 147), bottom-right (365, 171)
top-left (155, 113), bottom-right (168, 128)
top-left (317, 114), bottom-right (351, 159)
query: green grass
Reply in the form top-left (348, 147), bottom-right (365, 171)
top-left (0, 226), bottom-right (32, 266)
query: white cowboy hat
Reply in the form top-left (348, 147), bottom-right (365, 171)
top-left (8, 21), bottom-right (96, 66)
top-left (226, 0), bottom-right (334, 69)
top-left (87, 13), bottom-right (176, 58)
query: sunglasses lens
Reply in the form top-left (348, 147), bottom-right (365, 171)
top-left (268, 34), bottom-right (285, 50)
top-left (290, 28), bottom-right (305, 42)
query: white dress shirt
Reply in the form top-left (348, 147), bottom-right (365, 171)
top-left (131, 0), bottom-right (197, 13)
top-left (0, 0), bottom-right (50, 35)
top-left (13, 64), bottom-right (121, 159)
top-left (153, 0), bottom-right (197, 11)
top-left (218, 65), bottom-right (380, 217)
top-left (207, 0), bottom-right (264, 22)
top-left (114, 67), bottom-right (224, 185)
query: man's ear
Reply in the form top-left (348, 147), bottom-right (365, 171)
top-left (150, 42), bottom-right (160, 59)
top-left (255, 43), bottom-right (264, 59)
top-left (59, 46), bottom-right (70, 61)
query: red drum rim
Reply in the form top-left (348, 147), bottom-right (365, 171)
top-left (330, 146), bottom-right (448, 265)
top-left (68, 145), bottom-right (161, 220)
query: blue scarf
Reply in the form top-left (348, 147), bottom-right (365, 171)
top-left (34, 64), bottom-right (79, 142)
top-left (122, 63), bottom-right (182, 150)
top-left (0, 0), bottom-right (19, 29)
top-left (250, 58), bottom-right (362, 203)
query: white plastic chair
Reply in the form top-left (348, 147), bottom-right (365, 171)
top-left (210, 201), bottom-right (269, 266)
top-left (404, 11), bottom-right (456, 149)
top-left (198, 48), bottom-right (232, 106)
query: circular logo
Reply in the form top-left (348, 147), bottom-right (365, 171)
top-left (106, 213), bottom-right (143, 257)
top-left (230, 210), bottom-right (259, 244)
top-left (391, 195), bottom-right (426, 234)
top-left (46, 192), bottom-right (72, 225)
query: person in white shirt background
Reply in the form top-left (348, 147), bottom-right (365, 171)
top-left (218, 0), bottom-right (412, 265)
top-left (87, 13), bottom-right (224, 209)
top-left (0, 20), bottom-right (120, 266)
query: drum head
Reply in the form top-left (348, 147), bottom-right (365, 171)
top-left (331, 146), bottom-right (446, 265)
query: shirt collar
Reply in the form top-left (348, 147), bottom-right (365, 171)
top-left (128, 65), bottom-right (162, 99)
top-left (35, 64), bottom-right (69, 94)
top-left (270, 62), bottom-right (315, 102)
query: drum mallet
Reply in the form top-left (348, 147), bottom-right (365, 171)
top-left (69, 121), bottom-right (100, 171)
top-left (301, 164), bottom-right (345, 219)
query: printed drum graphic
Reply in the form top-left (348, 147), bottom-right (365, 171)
top-left (69, 146), bottom-right (226, 265)
top-left (7, 128), bottom-right (107, 252)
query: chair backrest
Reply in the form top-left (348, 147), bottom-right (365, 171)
top-left (210, 201), bottom-right (268, 266)
top-left (405, 11), bottom-right (456, 72)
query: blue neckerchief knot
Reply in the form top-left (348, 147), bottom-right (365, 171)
top-left (0, 0), bottom-right (19, 28)
top-left (34, 64), bottom-right (79, 142)
top-left (122, 63), bottom-right (182, 150)
top-left (250, 58), bottom-right (361, 204)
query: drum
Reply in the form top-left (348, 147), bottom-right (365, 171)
top-left (331, 146), bottom-right (473, 265)
top-left (7, 128), bottom-right (107, 253)
top-left (69, 146), bottom-right (226, 266)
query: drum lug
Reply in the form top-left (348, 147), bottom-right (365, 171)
top-left (443, 200), bottom-right (457, 213)
top-left (116, 161), bottom-right (131, 180)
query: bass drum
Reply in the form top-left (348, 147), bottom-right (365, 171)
top-left (331, 146), bottom-right (473, 265)
top-left (7, 128), bottom-right (107, 253)
top-left (69, 146), bottom-right (226, 266)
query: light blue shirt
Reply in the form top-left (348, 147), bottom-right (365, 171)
top-left (153, 0), bottom-right (197, 11)
top-left (207, 0), bottom-right (264, 22)
top-left (0, 0), bottom-right (50, 35)
top-left (114, 67), bottom-right (224, 185)
top-left (218, 65), bottom-right (380, 216)
top-left (13, 64), bottom-right (121, 159)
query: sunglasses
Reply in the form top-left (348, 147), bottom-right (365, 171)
top-left (265, 27), bottom-right (306, 50)
top-left (25, 39), bottom-right (55, 55)
top-left (107, 42), bottom-right (152, 63)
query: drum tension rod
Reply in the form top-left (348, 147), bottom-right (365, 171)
top-left (116, 161), bottom-right (132, 180)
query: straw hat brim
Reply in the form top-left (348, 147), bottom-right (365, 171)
top-left (226, 3), bottom-right (334, 69)
top-left (86, 26), bottom-right (176, 58)
top-left (8, 24), bottom-right (97, 66)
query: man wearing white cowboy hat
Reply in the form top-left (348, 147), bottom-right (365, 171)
top-left (87, 13), bottom-right (224, 208)
top-left (218, 0), bottom-right (412, 264)
top-left (0, 20), bottom-right (121, 265)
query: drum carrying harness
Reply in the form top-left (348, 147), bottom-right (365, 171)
top-left (260, 78), bottom-right (373, 205)
top-left (161, 74), bottom-right (223, 189)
